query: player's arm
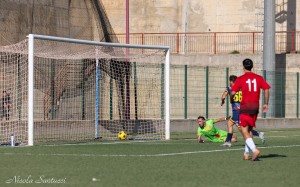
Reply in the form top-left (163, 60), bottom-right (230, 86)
top-left (263, 89), bottom-right (270, 113)
top-left (261, 78), bottom-right (271, 113)
top-left (197, 134), bottom-right (204, 143)
top-left (221, 90), bottom-right (228, 106)
top-left (214, 116), bottom-right (231, 123)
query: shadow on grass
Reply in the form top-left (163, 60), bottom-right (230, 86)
top-left (260, 154), bottom-right (287, 159)
top-left (248, 154), bottom-right (287, 162)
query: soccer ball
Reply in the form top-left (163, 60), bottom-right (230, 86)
top-left (118, 131), bottom-right (127, 140)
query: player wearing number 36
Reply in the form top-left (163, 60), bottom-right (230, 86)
top-left (230, 59), bottom-right (270, 161)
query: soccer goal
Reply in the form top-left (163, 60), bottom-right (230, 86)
top-left (0, 34), bottom-right (170, 146)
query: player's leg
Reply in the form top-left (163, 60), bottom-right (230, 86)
top-left (252, 129), bottom-right (259, 136)
top-left (243, 144), bottom-right (250, 160)
top-left (237, 124), bottom-right (251, 158)
top-left (240, 114), bottom-right (260, 161)
top-left (251, 129), bottom-right (265, 144)
top-left (225, 118), bottom-right (235, 141)
top-left (252, 129), bottom-right (265, 144)
top-left (221, 119), bottom-right (235, 147)
top-left (259, 131), bottom-right (265, 144)
top-left (221, 110), bottom-right (238, 147)
top-left (231, 135), bottom-right (237, 142)
top-left (241, 125), bottom-right (259, 160)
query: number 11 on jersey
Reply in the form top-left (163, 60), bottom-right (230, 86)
top-left (246, 78), bottom-right (257, 92)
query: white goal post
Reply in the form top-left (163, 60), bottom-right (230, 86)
top-left (26, 34), bottom-right (170, 146)
top-left (0, 34), bottom-right (170, 146)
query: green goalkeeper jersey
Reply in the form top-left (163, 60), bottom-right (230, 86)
top-left (197, 119), bottom-right (227, 143)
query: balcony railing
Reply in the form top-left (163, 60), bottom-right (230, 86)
top-left (111, 31), bottom-right (299, 54)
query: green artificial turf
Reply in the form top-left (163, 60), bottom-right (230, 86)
top-left (0, 129), bottom-right (299, 187)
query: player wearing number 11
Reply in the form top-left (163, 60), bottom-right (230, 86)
top-left (221, 75), bottom-right (265, 148)
top-left (231, 59), bottom-right (270, 161)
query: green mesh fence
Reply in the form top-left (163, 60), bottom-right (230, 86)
top-left (169, 65), bottom-right (300, 119)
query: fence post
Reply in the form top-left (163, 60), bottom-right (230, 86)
top-left (297, 72), bottom-right (299, 118)
top-left (161, 63), bottom-right (165, 119)
top-left (262, 70), bottom-right (266, 118)
top-left (141, 33), bottom-right (144, 45)
top-left (134, 62), bottom-right (138, 120)
top-left (206, 66), bottom-right (209, 119)
top-left (280, 71), bottom-right (284, 117)
top-left (252, 32), bottom-right (255, 54)
top-left (226, 67), bottom-right (229, 117)
top-left (176, 33), bottom-right (180, 54)
top-left (51, 60), bottom-right (55, 120)
top-left (95, 58), bottom-right (100, 139)
top-left (17, 55), bottom-right (21, 120)
top-left (110, 66), bottom-right (113, 120)
top-left (184, 65), bottom-right (187, 119)
top-left (81, 62), bottom-right (85, 120)
top-left (292, 31), bottom-right (295, 53)
top-left (214, 33), bottom-right (217, 54)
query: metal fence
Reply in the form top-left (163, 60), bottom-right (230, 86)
top-left (169, 65), bottom-right (300, 119)
top-left (112, 31), bottom-right (300, 54)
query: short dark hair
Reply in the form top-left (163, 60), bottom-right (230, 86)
top-left (243, 58), bottom-right (253, 71)
top-left (229, 75), bottom-right (237, 83)
top-left (197, 116), bottom-right (206, 120)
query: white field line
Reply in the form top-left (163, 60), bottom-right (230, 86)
top-left (0, 144), bottom-right (300, 157)
top-left (42, 140), bottom-right (149, 146)
top-left (0, 134), bottom-right (299, 148)
top-left (267, 135), bottom-right (300, 138)
top-left (37, 134), bottom-right (300, 146)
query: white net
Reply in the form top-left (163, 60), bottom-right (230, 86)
top-left (0, 37), bottom-right (167, 145)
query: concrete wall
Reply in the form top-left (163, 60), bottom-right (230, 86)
top-left (0, 0), bottom-right (299, 44)
top-left (0, 0), bottom-right (101, 45)
top-left (101, 0), bottom-right (299, 33)
top-left (171, 119), bottom-right (300, 133)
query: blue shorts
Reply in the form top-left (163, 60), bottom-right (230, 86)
top-left (230, 110), bottom-right (240, 126)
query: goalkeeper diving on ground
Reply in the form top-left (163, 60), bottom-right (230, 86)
top-left (197, 116), bottom-right (237, 143)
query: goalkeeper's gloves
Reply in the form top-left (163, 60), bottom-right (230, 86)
top-left (225, 116), bottom-right (231, 120)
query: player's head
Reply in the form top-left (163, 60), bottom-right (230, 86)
top-left (243, 58), bottom-right (253, 71)
top-left (197, 116), bottom-right (206, 128)
top-left (229, 75), bottom-right (237, 86)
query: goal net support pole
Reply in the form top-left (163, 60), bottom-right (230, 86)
top-left (95, 56), bottom-right (100, 139)
top-left (28, 34), bottom-right (34, 146)
top-left (27, 34), bottom-right (170, 146)
top-left (165, 49), bottom-right (170, 140)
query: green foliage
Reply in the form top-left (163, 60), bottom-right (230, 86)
top-left (230, 50), bottom-right (240, 54)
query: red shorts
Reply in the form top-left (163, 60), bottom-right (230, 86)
top-left (239, 114), bottom-right (257, 128)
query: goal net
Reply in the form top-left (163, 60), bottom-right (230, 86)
top-left (0, 34), bottom-right (170, 146)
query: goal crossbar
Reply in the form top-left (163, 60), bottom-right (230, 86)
top-left (27, 34), bottom-right (170, 146)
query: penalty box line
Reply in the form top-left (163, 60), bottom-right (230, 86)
top-left (0, 144), bottom-right (300, 157)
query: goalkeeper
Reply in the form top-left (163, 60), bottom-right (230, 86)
top-left (197, 116), bottom-right (237, 143)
